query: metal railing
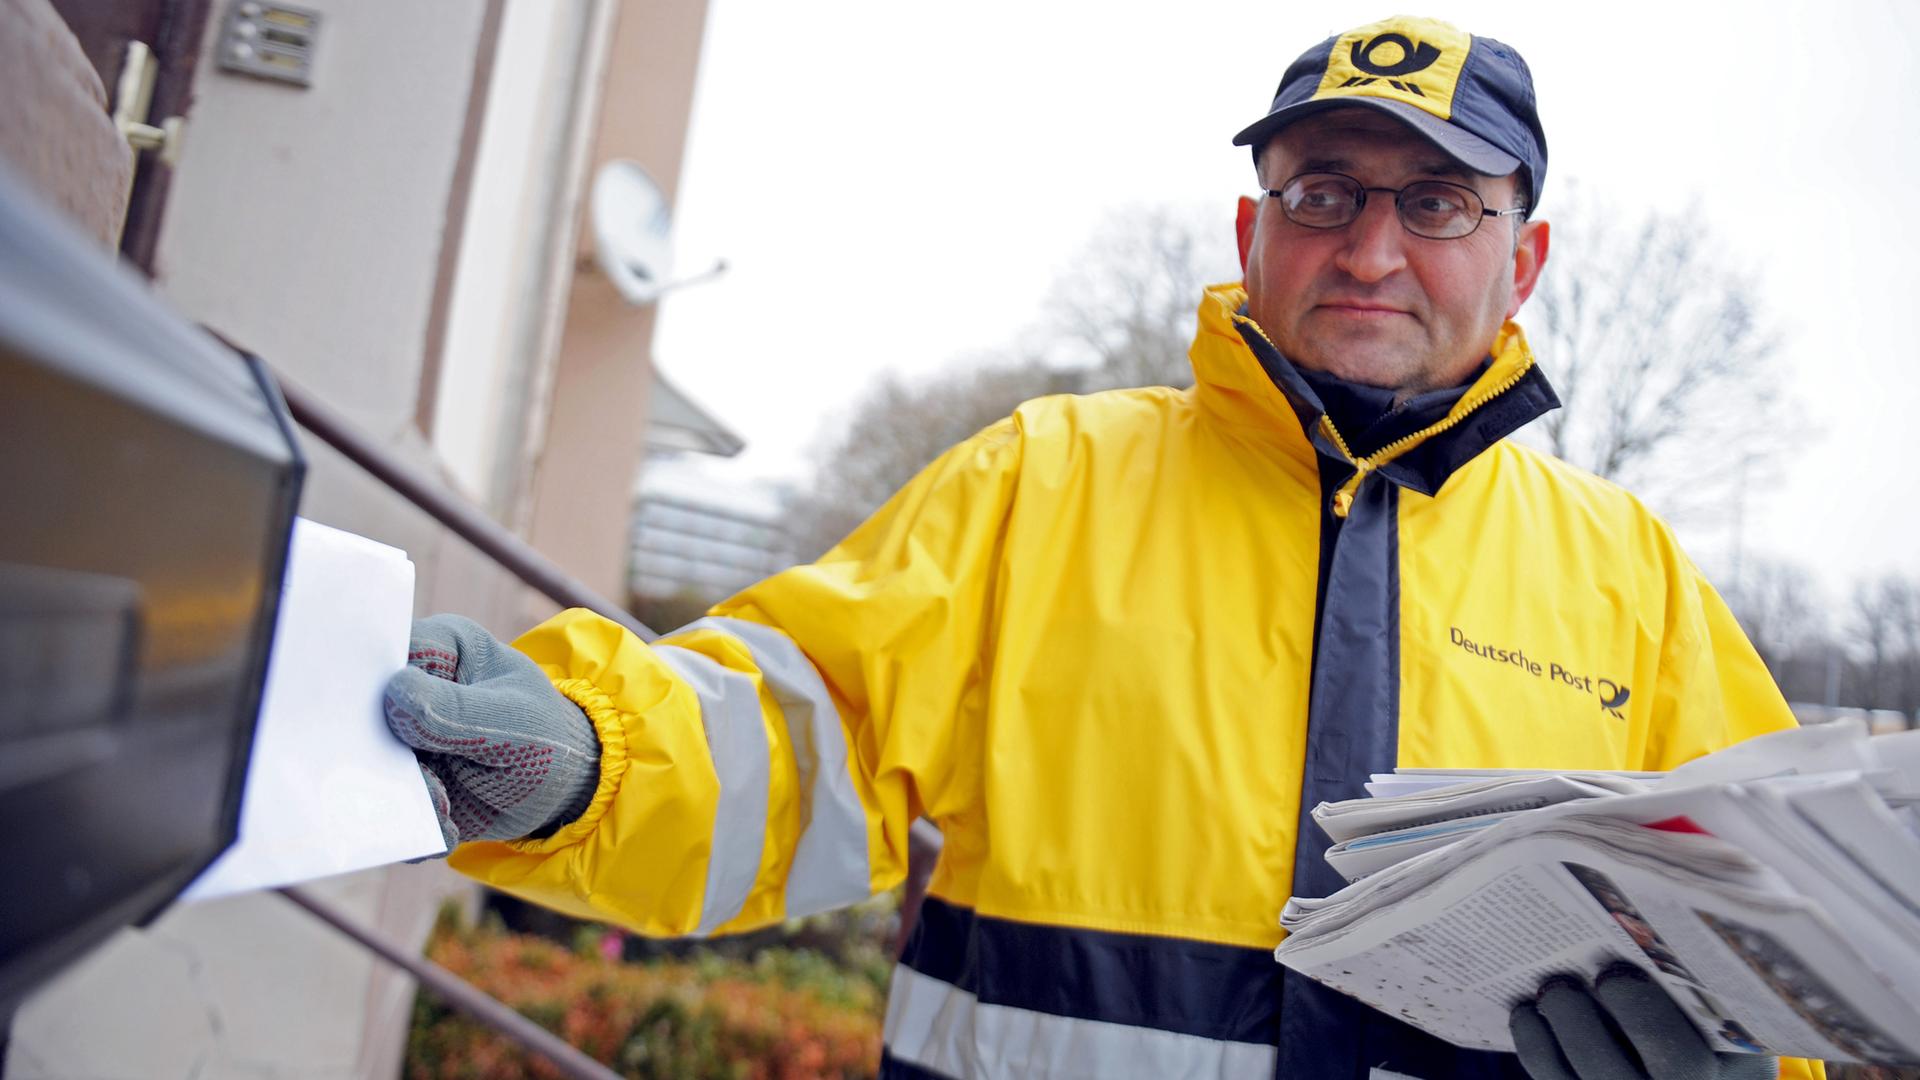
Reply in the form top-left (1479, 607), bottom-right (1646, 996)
top-left (261, 362), bottom-right (654, 1080)
top-left (263, 359), bottom-right (939, 1079)
top-left (277, 888), bottom-right (620, 1080)
top-left (276, 375), bottom-right (656, 643)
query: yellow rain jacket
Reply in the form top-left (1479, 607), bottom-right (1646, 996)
top-left (453, 283), bottom-right (1813, 1079)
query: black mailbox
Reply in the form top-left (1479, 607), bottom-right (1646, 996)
top-left (0, 163), bottom-right (304, 1025)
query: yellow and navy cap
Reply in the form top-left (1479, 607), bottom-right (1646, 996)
top-left (1232, 15), bottom-right (1548, 210)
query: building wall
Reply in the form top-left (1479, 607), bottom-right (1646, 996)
top-left (433, 0), bottom-right (603, 512)
top-left (2, 0), bottom-right (686, 1075)
top-left (524, 0), bottom-right (714, 609)
top-left (151, 0), bottom-right (488, 442)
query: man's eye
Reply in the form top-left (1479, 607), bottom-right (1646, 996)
top-left (1411, 194), bottom-right (1466, 215)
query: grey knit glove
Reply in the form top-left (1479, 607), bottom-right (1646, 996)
top-left (384, 614), bottom-right (600, 851)
top-left (1511, 966), bottom-right (1777, 1080)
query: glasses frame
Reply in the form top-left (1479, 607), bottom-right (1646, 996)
top-left (1265, 171), bottom-right (1528, 240)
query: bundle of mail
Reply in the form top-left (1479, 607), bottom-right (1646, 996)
top-left (1275, 720), bottom-right (1920, 1066)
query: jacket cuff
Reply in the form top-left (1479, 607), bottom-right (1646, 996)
top-left (499, 676), bottom-right (630, 854)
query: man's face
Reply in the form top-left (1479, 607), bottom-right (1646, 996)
top-left (1238, 108), bottom-right (1549, 396)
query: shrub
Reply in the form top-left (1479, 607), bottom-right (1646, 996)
top-left (406, 912), bottom-right (884, 1079)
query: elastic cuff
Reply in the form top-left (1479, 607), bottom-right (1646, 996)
top-left (501, 677), bottom-right (630, 854)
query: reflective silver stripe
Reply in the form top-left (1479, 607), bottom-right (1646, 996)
top-left (683, 616), bottom-right (872, 916)
top-left (882, 964), bottom-right (1278, 1079)
top-left (653, 644), bottom-right (770, 934)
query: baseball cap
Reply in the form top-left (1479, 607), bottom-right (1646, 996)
top-left (1232, 16), bottom-right (1548, 210)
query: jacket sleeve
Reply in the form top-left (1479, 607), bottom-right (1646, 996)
top-left (447, 417), bottom-right (1023, 937)
top-left (1637, 553), bottom-right (1800, 773)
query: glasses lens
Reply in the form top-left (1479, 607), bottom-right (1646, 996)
top-left (1398, 181), bottom-right (1482, 239)
top-left (1282, 174), bottom-right (1361, 229)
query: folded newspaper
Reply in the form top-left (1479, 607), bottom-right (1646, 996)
top-left (1275, 719), bottom-right (1920, 1066)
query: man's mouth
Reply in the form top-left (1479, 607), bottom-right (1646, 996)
top-left (1316, 300), bottom-right (1411, 319)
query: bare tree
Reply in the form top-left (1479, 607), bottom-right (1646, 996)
top-left (783, 355), bottom-right (1073, 560)
top-left (1523, 190), bottom-right (1793, 520)
top-left (1849, 575), bottom-right (1920, 716)
top-left (1719, 559), bottom-right (1920, 718)
top-left (784, 206), bottom-right (1233, 559)
top-left (1047, 204), bottom-right (1235, 390)
top-left (1722, 557), bottom-right (1827, 676)
top-left (1718, 556), bottom-right (1850, 706)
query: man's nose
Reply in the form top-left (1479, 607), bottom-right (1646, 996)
top-left (1332, 197), bottom-right (1408, 283)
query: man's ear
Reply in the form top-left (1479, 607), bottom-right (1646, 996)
top-left (1506, 218), bottom-right (1550, 319)
top-left (1236, 195), bottom-right (1259, 274)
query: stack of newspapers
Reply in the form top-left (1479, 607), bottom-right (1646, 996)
top-left (1276, 720), bottom-right (1920, 1066)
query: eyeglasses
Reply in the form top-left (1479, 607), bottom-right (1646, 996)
top-left (1266, 172), bottom-right (1527, 240)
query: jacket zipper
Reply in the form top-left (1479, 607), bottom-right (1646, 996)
top-left (1233, 314), bottom-right (1536, 519)
top-left (1328, 357), bottom-right (1531, 515)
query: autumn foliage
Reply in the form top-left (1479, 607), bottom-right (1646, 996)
top-left (406, 914), bottom-right (885, 1079)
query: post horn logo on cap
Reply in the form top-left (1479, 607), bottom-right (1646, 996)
top-left (1233, 15), bottom-right (1549, 210)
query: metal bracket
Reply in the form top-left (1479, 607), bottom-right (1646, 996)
top-left (113, 41), bottom-right (187, 168)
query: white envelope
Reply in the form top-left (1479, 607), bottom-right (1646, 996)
top-left (181, 518), bottom-right (444, 900)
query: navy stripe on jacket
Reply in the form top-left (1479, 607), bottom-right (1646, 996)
top-left (899, 896), bottom-right (1281, 1047)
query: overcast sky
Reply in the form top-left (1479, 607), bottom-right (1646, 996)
top-left (651, 0), bottom-right (1920, 598)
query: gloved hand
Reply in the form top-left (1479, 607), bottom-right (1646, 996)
top-left (1510, 965), bottom-right (1777, 1080)
top-left (384, 614), bottom-right (600, 851)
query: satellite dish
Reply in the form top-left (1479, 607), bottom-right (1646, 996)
top-left (590, 160), bottom-right (725, 307)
